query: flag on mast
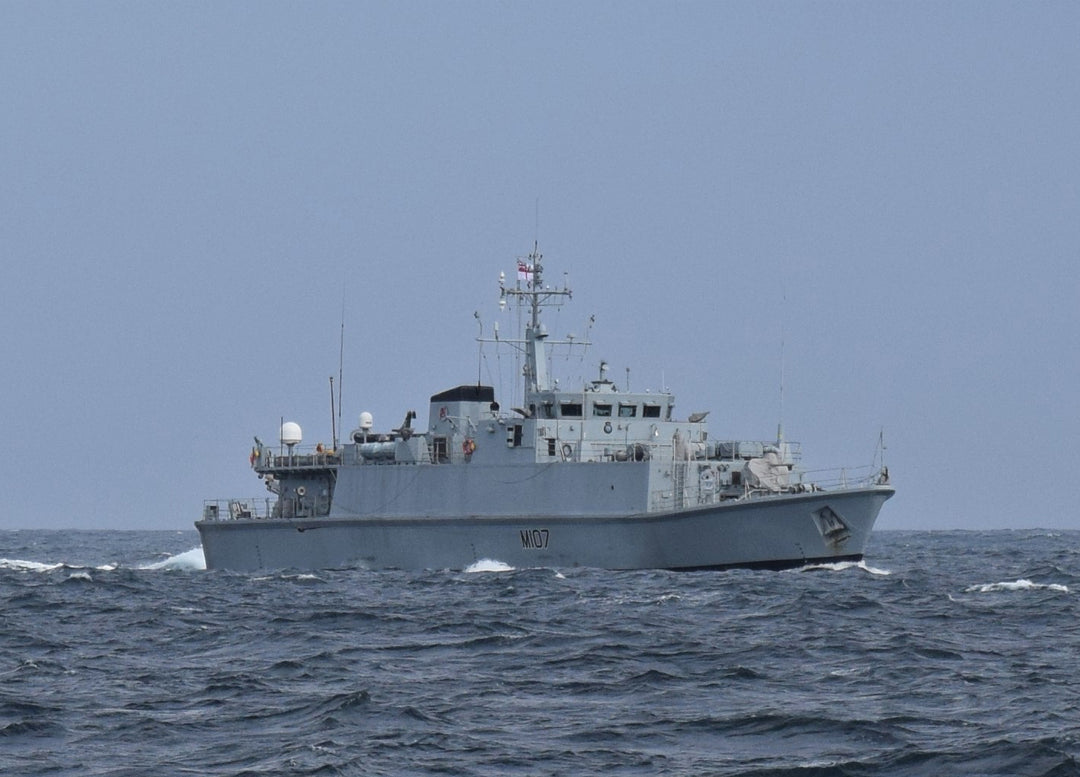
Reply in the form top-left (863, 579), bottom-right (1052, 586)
top-left (517, 260), bottom-right (534, 285)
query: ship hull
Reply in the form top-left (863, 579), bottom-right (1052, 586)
top-left (196, 486), bottom-right (894, 572)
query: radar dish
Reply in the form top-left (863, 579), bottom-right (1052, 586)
top-left (280, 421), bottom-right (302, 446)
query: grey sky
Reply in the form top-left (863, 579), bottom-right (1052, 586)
top-left (2, 2), bottom-right (1077, 531)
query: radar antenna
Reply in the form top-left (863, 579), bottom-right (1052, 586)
top-left (479, 243), bottom-right (586, 399)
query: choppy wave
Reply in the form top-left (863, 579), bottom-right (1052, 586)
top-left (0, 558), bottom-right (63, 572)
top-left (1, 547), bottom-right (206, 573)
top-left (965, 578), bottom-right (1070, 594)
top-left (1, 529), bottom-right (1078, 776)
top-left (799, 559), bottom-right (892, 576)
top-left (0, 559), bottom-right (120, 574)
top-left (137, 546), bottom-right (206, 571)
top-left (464, 558), bottom-right (515, 573)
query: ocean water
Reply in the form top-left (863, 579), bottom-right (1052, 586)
top-left (1, 530), bottom-right (1078, 777)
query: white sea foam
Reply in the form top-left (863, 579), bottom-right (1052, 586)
top-left (857, 561), bottom-right (892, 576)
top-left (138, 547), bottom-right (207, 571)
top-left (464, 559), bottom-right (515, 573)
top-left (3, 548), bottom-right (207, 573)
top-left (250, 569), bottom-right (348, 581)
top-left (1, 558), bottom-right (116, 574)
top-left (965, 579), bottom-right (1069, 594)
top-left (0, 558), bottom-right (64, 572)
top-left (250, 572), bottom-right (321, 582)
top-left (801, 560), bottom-right (891, 576)
top-left (280, 573), bottom-right (324, 582)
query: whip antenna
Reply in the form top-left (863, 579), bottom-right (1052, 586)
top-left (778, 283), bottom-right (786, 447)
top-left (337, 292), bottom-right (345, 449)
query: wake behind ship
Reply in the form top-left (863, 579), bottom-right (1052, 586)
top-left (197, 246), bottom-right (893, 571)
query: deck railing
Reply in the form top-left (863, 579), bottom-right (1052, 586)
top-left (797, 463), bottom-right (886, 492)
top-left (256, 448), bottom-right (342, 470)
top-left (648, 460), bottom-right (888, 512)
top-left (201, 498), bottom-right (275, 521)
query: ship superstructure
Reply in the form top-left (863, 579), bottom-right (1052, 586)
top-left (197, 245), bottom-right (892, 571)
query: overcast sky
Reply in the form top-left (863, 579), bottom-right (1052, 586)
top-left (2, 2), bottom-right (1077, 531)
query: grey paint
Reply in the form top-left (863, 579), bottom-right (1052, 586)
top-left (198, 247), bottom-right (893, 571)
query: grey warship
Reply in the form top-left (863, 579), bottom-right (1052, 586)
top-left (197, 246), bottom-right (893, 571)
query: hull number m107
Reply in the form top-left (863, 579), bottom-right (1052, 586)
top-left (520, 529), bottom-right (550, 549)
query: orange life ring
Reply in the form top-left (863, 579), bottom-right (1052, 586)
top-left (462, 438), bottom-right (476, 456)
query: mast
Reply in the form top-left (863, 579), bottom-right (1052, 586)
top-left (488, 242), bottom-right (580, 399)
top-left (524, 243), bottom-right (548, 393)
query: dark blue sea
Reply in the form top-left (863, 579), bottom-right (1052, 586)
top-left (2, 530), bottom-right (1077, 777)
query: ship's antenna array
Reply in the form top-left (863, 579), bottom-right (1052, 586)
top-left (474, 311), bottom-right (483, 386)
top-left (777, 283), bottom-right (786, 448)
top-left (478, 243), bottom-right (587, 401)
top-left (581, 313), bottom-right (595, 366)
top-left (337, 294), bottom-right (345, 450)
top-left (329, 376), bottom-right (337, 450)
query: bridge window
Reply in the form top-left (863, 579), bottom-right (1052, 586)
top-left (593, 403), bottom-right (612, 417)
top-left (618, 404), bottom-right (637, 418)
top-left (560, 402), bottom-right (582, 418)
top-left (643, 404), bottom-right (661, 418)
